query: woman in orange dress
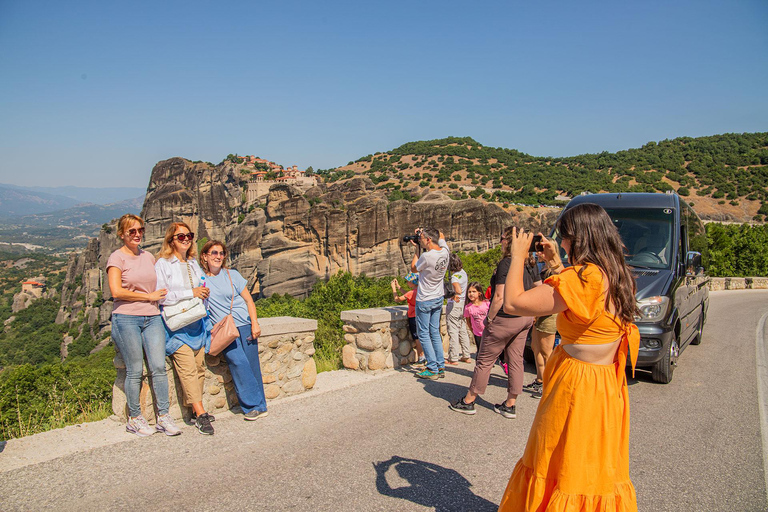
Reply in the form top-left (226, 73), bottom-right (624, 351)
top-left (498, 203), bottom-right (640, 512)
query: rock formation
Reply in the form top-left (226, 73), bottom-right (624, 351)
top-left (56, 158), bottom-right (558, 330)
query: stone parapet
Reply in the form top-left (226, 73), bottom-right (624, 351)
top-left (708, 277), bottom-right (768, 291)
top-left (340, 305), bottom-right (449, 373)
top-left (111, 316), bottom-right (318, 422)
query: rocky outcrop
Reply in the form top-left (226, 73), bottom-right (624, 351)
top-left (56, 158), bottom-right (559, 331)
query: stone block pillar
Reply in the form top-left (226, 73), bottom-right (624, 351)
top-left (340, 305), bottom-right (448, 373)
top-left (111, 316), bottom-right (318, 422)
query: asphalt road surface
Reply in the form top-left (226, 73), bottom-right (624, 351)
top-left (0, 290), bottom-right (765, 511)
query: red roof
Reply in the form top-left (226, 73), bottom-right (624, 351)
top-left (22, 281), bottom-right (44, 286)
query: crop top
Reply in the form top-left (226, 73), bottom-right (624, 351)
top-left (545, 263), bottom-right (640, 375)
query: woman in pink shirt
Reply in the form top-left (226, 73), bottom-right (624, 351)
top-left (106, 214), bottom-right (181, 438)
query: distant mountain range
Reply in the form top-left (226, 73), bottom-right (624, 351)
top-left (0, 184), bottom-right (145, 217)
top-left (0, 186), bottom-right (144, 254)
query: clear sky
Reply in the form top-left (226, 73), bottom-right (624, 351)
top-left (1, 0), bottom-right (766, 187)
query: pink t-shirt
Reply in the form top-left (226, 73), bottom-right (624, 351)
top-left (464, 300), bottom-right (490, 337)
top-left (106, 249), bottom-right (161, 316)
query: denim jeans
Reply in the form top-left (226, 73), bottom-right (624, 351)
top-left (111, 314), bottom-right (170, 417)
top-left (221, 325), bottom-right (267, 413)
top-left (415, 297), bottom-right (444, 372)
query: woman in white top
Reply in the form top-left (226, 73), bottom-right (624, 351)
top-left (155, 222), bottom-right (214, 435)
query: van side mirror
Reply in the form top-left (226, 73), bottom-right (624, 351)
top-left (686, 251), bottom-right (702, 276)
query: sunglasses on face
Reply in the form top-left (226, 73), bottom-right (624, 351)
top-left (207, 250), bottom-right (225, 257)
top-left (127, 227), bottom-right (145, 237)
top-left (173, 232), bottom-right (195, 242)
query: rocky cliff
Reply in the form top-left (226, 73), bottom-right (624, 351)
top-left (56, 158), bottom-right (558, 330)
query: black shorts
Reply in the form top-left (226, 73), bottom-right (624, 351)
top-left (408, 316), bottom-right (419, 340)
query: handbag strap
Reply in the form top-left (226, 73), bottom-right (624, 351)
top-left (225, 268), bottom-right (235, 314)
top-left (185, 261), bottom-right (196, 289)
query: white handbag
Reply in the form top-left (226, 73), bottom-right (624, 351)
top-left (161, 261), bottom-right (207, 331)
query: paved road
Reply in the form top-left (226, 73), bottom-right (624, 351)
top-left (0, 291), bottom-right (765, 511)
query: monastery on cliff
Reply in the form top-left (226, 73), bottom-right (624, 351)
top-left (242, 155), bottom-right (318, 202)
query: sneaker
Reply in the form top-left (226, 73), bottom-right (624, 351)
top-left (126, 415), bottom-right (154, 437)
top-left (155, 414), bottom-right (182, 436)
top-left (438, 368), bottom-right (445, 379)
top-left (244, 410), bottom-right (269, 421)
top-left (413, 359), bottom-right (427, 369)
top-left (416, 369), bottom-right (439, 380)
top-left (522, 379), bottom-right (542, 391)
top-left (449, 397), bottom-right (476, 415)
top-left (494, 403), bottom-right (517, 419)
top-left (195, 412), bottom-right (215, 435)
top-left (192, 411), bottom-right (215, 422)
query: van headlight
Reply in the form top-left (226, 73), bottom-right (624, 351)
top-left (635, 296), bottom-right (670, 321)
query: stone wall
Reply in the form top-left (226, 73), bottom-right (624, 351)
top-left (340, 306), bottom-right (451, 372)
top-left (112, 316), bottom-right (317, 422)
top-left (708, 277), bottom-right (768, 291)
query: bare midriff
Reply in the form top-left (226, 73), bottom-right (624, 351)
top-left (562, 339), bottom-right (621, 365)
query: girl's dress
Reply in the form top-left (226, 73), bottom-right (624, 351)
top-left (498, 263), bottom-right (640, 512)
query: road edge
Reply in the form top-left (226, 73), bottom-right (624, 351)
top-left (755, 310), bottom-right (768, 508)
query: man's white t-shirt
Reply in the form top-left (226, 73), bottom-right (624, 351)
top-left (415, 239), bottom-right (449, 302)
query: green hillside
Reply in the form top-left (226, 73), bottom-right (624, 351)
top-left (319, 132), bottom-right (768, 221)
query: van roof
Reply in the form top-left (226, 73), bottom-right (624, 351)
top-left (565, 192), bottom-right (680, 210)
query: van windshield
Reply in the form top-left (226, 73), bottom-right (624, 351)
top-left (555, 208), bottom-right (675, 270)
top-left (605, 208), bottom-right (674, 269)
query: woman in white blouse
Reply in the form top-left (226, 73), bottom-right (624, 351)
top-left (155, 222), bottom-right (214, 435)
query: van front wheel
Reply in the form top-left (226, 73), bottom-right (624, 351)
top-left (652, 335), bottom-right (679, 384)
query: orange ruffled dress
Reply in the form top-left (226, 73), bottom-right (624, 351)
top-left (498, 263), bottom-right (640, 512)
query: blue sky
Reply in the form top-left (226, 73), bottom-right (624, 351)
top-left (0, 0), bottom-right (766, 187)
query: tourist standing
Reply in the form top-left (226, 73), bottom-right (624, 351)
top-left (462, 282), bottom-right (490, 353)
top-left (155, 222), bottom-right (215, 435)
top-left (391, 273), bottom-right (424, 365)
top-left (200, 241), bottom-right (268, 421)
top-left (498, 205), bottom-right (639, 511)
top-left (448, 226), bottom-right (538, 417)
top-left (106, 214), bottom-right (181, 437)
top-left (445, 253), bottom-right (471, 365)
top-left (523, 236), bottom-right (563, 399)
top-left (409, 227), bottom-right (449, 380)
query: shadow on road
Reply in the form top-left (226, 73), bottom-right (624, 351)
top-left (374, 455), bottom-right (497, 512)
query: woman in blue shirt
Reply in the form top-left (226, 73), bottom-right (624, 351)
top-left (200, 240), bottom-right (268, 421)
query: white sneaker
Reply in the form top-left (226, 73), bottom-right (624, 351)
top-left (126, 415), bottom-right (154, 437)
top-left (156, 414), bottom-right (182, 436)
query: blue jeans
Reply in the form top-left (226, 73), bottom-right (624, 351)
top-left (416, 297), bottom-right (444, 372)
top-left (111, 314), bottom-right (170, 417)
top-left (222, 325), bottom-right (267, 413)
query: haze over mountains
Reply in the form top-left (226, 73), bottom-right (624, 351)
top-left (0, 184), bottom-right (144, 217)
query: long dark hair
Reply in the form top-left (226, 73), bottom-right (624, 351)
top-left (556, 203), bottom-right (638, 325)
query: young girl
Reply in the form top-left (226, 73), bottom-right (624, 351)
top-left (391, 273), bottom-right (425, 364)
top-left (463, 282), bottom-right (490, 354)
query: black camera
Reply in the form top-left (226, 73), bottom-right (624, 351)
top-left (402, 229), bottom-right (423, 243)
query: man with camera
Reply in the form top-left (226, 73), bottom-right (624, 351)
top-left (409, 227), bottom-right (450, 380)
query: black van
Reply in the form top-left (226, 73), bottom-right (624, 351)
top-left (547, 192), bottom-right (710, 384)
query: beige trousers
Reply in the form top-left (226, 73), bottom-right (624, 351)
top-left (170, 344), bottom-right (205, 406)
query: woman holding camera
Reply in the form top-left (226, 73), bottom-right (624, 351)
top-left (449, 225), bottom-right (539, 418)
top-left (155, 222), bottom-right (214, 435)
top-left (498, 204), bottom-right (639, 511)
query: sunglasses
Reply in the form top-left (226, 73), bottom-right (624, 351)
top-left (207, 250), bottom-right (226, 257)
top-left (127, 227), bottom-right (145, 237)
top-left (173, 232), bottom-right (195, 242)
